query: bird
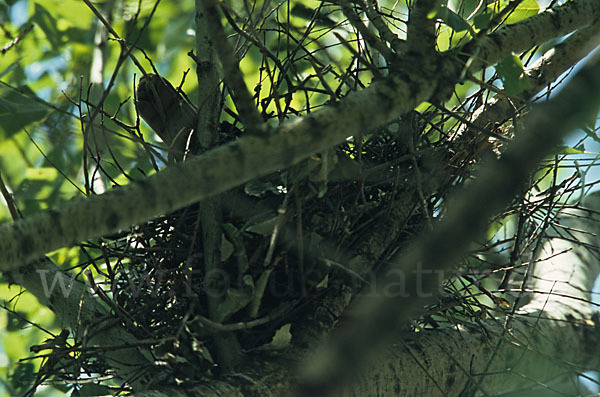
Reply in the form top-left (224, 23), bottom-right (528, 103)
top-left (135, 73), bottom-right (197, 162)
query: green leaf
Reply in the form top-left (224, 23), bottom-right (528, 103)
top-left (221, 233), bottom-right (234, 261)
top-left (25, 167), bottom-right (59, 181)
top-left (505, 0), bottom-right (539, 24)
top-left (473, 13), bottom-right (493, 30)
top-left (64, 27), bottom-right (94, 44)
top-left (15, 168), bottom-right (62, 203)
top-left (426, 2), bottom-right (447, 19)
top-left (8, 362), bottom-right (35, 394)
top-left (6, 311), bottom-right (28, 332)
top-left (216, 276), bottom-right (254, 322)
top-left (258, 323), bottom-right (292, 350)
top-left (0, 60), bottom-right (21, 80)
top-left (31, 3), bottom-right (63, 50)
top-left (436, 25), bottom-right (470, 51)
top-left (246, 216), bottom-right (278, 236)
top-left (0, 86), bottom-right (50, 138)
top-left (437, 7), bottom-right (476, 37)
top-left (462, 0), bottom-right (486, 20)
top-left (495, 55), bottom-right (531, 96)
top-left (559, 146), bottom-right (586, 155)
top-left (78, 383), bottom-right (113, 396)
top-left (487, 0), bottom-right (539, 25)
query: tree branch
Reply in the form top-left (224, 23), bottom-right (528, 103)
top-left (339, 0), bottom-right (395, 62)
top-left (0, 0), bottom-right (597, 306)
top-left (457, 22), bottom-right (600, 147)
top-left (194, 0), bottom-right (221, 149)
top-left (0, 52), bottom-right (438, 272)
top-left (193, 0), bottom-right (242, 370)
top-left (11, 259), bottom-right (156, 391)
top-left (295, 51), bottom-right (600, 396)
top-left (199, 0), bottom-right (262, 129)
top-left (406, 0), bottom-right (438, 55)
top-left (463, 0), bottom-right (600, 72)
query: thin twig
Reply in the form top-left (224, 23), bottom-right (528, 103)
top-left (193, 302), bottom-right (292, 333)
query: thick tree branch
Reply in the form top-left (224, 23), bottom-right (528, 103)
top-left (463, 0), bottom-right (600, 72)
top-left (0, 0), bottom-right (597, 313)
top-left (296, 51), bottom-right (600, 396)
top-left (0, 51), bottom-right (438, 272)
top-left (524, 22), bottom-right (600, 96)
top-left (3, 1), bottom-right (599, 395)
top-left (406, 0), bottom-right (438, 55)
top-left (194, 0), bottom-right (221, 149)
top-left (193, 0), bottom-right (242, 370)
top-left (199, 0), bottom-right (262, 129)
top-left (458, 22), bottom-right (600, 147)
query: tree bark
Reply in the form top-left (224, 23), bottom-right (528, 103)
top-left (0, 0), bottom-right (598, 275)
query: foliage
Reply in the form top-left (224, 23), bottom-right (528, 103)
top-left (0, 0), bottom-right (599, 396)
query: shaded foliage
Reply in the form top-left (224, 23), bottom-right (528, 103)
top-left (0, 0), bottom-right (599, 396)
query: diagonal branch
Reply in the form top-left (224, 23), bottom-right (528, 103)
top-left (0, 53), bottom-right (438, 273)
top-left (296, 49), bottom-right (600, 397)
top-left (458, 22), bottom-right (600, 147)
top-left (0, 0), bottom-right (597, 288)
top-left (462, 0), bottom-right (600, 72)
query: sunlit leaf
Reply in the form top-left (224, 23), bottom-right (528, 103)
top-left (487, 0), bottom-right (539, 25)
top-left (436, 25), bottom-right (470, 51)
top-left (559, 146), bottom-right (586, 155)
top-left (505, 0), bottom-right (539, 24)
